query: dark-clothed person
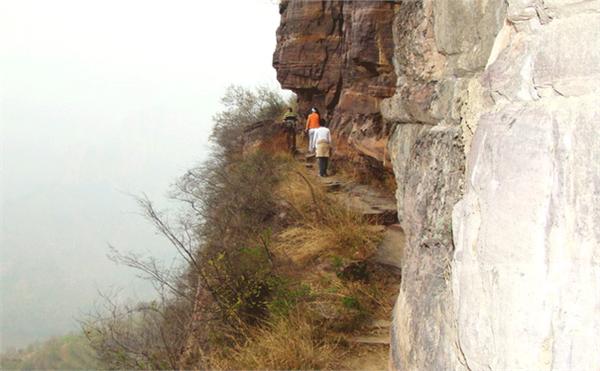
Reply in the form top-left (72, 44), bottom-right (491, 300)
top-left (282, 107), bottom-right (298, 153)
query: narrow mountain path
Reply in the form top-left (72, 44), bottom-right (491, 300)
top-left (297, 150), bottom-right (404, 370)
top-left (300, 151), bottom-right (404, 270)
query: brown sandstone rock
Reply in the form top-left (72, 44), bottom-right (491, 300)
top-left (273, 0), bottom-right (397, 164)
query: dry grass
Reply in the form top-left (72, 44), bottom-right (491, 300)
top-left (257, 127), bottom-right (290, 155)
top-left (273, 164), bottom-right (382, 266)
top-left (206, 309), bottom-right (341, 370)
top-left (274, 222), bottom-right (379, 267)
top-left (298, 269), bottom-right (397, 334)
top-left (267, 163), bottom-right (393, 334)
top-left (201, 151), bottom-right (396, 370)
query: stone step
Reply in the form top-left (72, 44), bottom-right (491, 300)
top-left (320, 179), bottom-right (344, 192)
top-left (300, 164), bottom-right (398, 224)
top-left (370, 224), bottom-right (405, 270)
top-left (367, 319), bottom-right (392, 329)
top-left (348, 336), bottom-right (390, 345)
top-left (338, 184), bottom-right (398, 225)
top-left (363, 210), bottom-right (398, 226)
top-left (333, 192), bottom-right (398, 225)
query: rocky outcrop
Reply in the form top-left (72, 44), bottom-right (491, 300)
top-left (274, 0), bottom-right (600, 370)
top-left (242, 119), bottom-right (285, 153)
top-left (273, 0), bottom-right (397, 164)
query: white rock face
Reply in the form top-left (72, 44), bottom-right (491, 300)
top-left (452, 1), bottom-right (600, 370)
top-left (388, 0), bottom-right (600, 370)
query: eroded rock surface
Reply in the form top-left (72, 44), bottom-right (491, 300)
top-left (452, 1), bottom-right (600, 369)
top-left (273, 0), bottom-right (397, 164)
top-left (384, 1), bottom-right (505, 369)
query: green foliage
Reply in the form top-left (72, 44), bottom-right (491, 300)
top-left (329, 293), bottom-right (369, 333)
top-left (331, 255), bottom-right (344, 271)
top-left (204, 240), bottom-right (275, 324)
top-left (267, 279), bottom-right (312, 317)
top-left (83, 83), bottom-right (397, 369)
top-left (191, 151), bottom-right (285, 326)
top-left (0, 333), bottom-right (102, 370)
top-left (341, 295), bottom-right (361, 310)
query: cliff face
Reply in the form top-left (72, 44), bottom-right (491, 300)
top-left (452, 1), bottom-right (600, 369)
top-left (384, 1), bottom-right (506, 369)
top-left (273, 0), bottom-right (397, 164)
top-left (274, 1), bottom-right (600, 370)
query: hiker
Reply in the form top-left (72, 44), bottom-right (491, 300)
top-left (305, 107), bottom-right (320, 153)
top-left (282, 107), bottom-right (298, 153)
top-left (313, 121), bottom-right (332, 177)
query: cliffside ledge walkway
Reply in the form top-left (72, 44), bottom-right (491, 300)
top-left (299, 149), bottom-right (405, 369)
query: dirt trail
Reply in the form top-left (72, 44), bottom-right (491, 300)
top-left (300, 151), bottom-right (405, 270)
top-left (297, 150), bottom-right (404, 370)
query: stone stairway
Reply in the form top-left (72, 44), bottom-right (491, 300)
top-left (349, 319), bottom-right (392, 345)
top-left (298, 149), bottom-right (405, 269)
top-left (369, 224), bottom-right (404, 270)
top-left (343, 319), bottom-right (392, 370)
top-left (317, 178), bottom-right (404, 272)
top-left (297, 149), bottom-right (405, 369)
top-left (323, 177), bottom-right (399, 225)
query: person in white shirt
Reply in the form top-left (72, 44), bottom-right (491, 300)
top-left (313, 123), bottom-right (332, 177)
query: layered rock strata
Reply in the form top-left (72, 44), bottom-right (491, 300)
top-left (274, 0), bottom-right (600, 370)
top-left (273, 0), bottom-right (397, 164)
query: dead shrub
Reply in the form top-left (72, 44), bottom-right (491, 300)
top-left (84, 86), bottom-right (294, 370)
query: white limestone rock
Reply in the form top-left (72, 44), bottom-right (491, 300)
top-left (451, 1), bottom-right (600, 370)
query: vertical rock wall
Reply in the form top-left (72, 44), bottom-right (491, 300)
top-left (452, 1), bottom-right (600, 370)
top-left (384, 1), bottom-right (505, 369)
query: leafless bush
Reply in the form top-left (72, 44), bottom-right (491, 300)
top-left (81, 289), bottom-right (191, 370)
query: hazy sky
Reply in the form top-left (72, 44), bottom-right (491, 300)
top-left (0, 0), bottom-right (282, 351)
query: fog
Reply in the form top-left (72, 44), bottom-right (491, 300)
top-left (0, 0), bottom-right (281, 351)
